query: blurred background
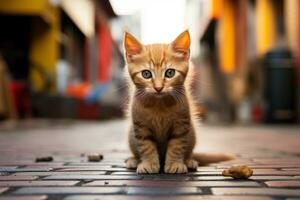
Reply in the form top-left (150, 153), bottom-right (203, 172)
top-left (0, 0), bottom-right (299, 125)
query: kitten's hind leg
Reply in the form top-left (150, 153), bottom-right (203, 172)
top-left (185, 158), bottom-right (198, 170)
top-left (126, 157), bottom-right (139, 169)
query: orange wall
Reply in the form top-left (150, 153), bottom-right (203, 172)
top-left (210, 0), bottom-right (221, 19)
top-left (285, 0), bottom-right (299, 52)
top-left (219, 0), bottom-right (235, 74)
top-left (256, 0), bottom-right (276, 55)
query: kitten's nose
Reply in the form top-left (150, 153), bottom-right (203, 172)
top-left (154, 86), bottom-right (163, 93)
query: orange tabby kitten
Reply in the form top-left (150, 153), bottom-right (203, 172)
top-left (124, 30), bottom-right (233, 174)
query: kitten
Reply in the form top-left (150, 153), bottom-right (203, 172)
top-left (124, 30), bottom-right (233, 174)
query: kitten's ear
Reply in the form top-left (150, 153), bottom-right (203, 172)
top-left (124, 31), bottom-right (143, 58)
top-left (171, 30), bottom-right (190, 56)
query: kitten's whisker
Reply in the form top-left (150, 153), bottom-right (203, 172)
top-left (171, 89), bottom-right (185, 105)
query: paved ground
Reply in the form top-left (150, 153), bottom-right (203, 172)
top-left (0, 119), bottom-right (299, 200)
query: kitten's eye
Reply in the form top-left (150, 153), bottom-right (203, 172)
top-left (165, 69), bottom-right (175, 78)
top-left (141, 70), bottom-right (152, 79)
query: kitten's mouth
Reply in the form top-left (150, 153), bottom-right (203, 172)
top-left (153, 92), bottom-right (167, 97)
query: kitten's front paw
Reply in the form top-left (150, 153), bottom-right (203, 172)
top-left (186, 159), bottom-right (198, 170)
top-left (137, 161), bottom-right (160, 174)
top-left (126, 157), bottom-right (139, 169)
top-left (164, 162), bottom-right (188, 173)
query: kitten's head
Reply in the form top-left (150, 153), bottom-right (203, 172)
top-left (124, 30), bottom-right (190, 98)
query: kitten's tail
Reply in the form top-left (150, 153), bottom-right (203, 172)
top-left (192, 152), bottom-right (235, 166)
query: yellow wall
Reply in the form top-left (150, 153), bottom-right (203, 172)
top-left (29, 7), bottom-right (60, 92)
top-left (256, 0), bottom-right (276, 55)
top-left (0, 0), bottom-right (60, 92)
top-left (219, 0), bottom-right (235, 74)
top-left (0, 0), bottom-right (47, 15)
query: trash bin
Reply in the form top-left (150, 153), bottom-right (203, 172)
top-left (264, 47), bottom-right (297, 123)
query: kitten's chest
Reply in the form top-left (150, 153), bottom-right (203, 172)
top-left (151, 114), bottom-right (171, 133)
top-left (132, 100), bottom-right (189, 140)
top-left (141, 109), bottom-right (175, 140)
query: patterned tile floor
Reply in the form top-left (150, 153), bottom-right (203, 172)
top-left (0, 119), bottom-right (299, 200)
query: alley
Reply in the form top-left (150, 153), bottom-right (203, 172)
top-left (0, 120), bottom-right (299, 199)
